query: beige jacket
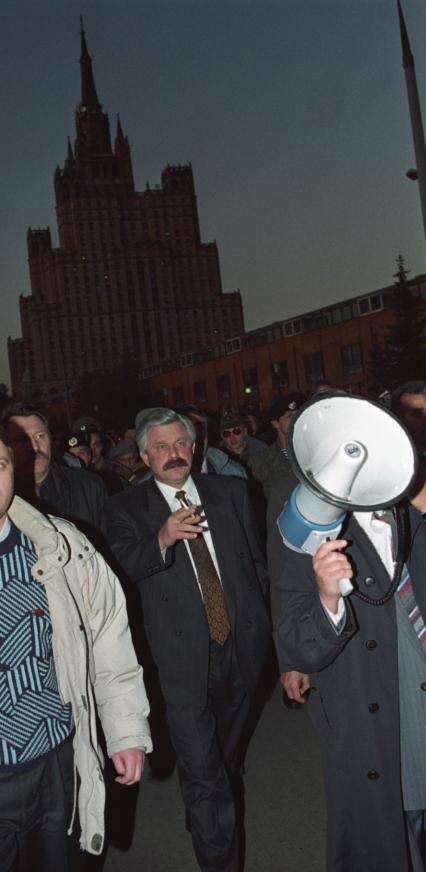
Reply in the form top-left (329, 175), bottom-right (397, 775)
top-left (8, 495), bottom-right (152, 855)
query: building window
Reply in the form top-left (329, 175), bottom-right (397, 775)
top-left (194, 380), bottom-right (207, 404)
top-left (172, 385), bottom-right (184, 405)
top-left (217, 373), bottom-right (231, 400)
top-left (304, 351), bottom-right (325, 384)
top-left (243, 368), bottom-right (258, 392)
top-left (271, 360), bottom-right (289, 393)
top-left (342, 343), bottom-right (363, 375)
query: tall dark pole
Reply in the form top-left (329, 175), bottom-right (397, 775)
top-left (397, 1), bottom-right (426, 239)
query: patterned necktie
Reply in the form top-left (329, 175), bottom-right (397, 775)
top-left (374, 511), bottom-right (426, 653)
top-left (175, 490), bottom-right (230, 645)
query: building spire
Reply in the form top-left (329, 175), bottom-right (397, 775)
top-left (397, 1), bottom-right (426, 239)
top-left (79, 16), bottom-right (100, 108)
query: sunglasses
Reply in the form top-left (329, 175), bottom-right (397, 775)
top-left (221, 427), bottom-right (243, 438)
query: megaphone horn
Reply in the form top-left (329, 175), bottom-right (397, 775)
top-left (278, 393), bottom-right (417, 598)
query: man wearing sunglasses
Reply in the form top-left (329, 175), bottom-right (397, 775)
top-left (219, 411), bottom-right (264, 468)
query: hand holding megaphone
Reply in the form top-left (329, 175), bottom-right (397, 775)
top-left (312, 539), bottom-right (354, 610)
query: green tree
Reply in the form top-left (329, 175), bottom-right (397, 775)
top-left (365, 329), bottom-right (389, 395)
top-left (385, 254), bottom-right (426, 388)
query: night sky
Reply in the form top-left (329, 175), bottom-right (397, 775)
top-left (1, 0), bottom-right (425, 387)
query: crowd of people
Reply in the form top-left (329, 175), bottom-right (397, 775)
top-left (0, 379), bottom-right (425, 871)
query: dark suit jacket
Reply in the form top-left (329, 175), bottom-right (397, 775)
top-left (271, 505), bottom-right (426, 872)
top-left (107, 473), bottom-right (270, 706)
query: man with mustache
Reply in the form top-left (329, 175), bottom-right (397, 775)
top-left (1, 404), bottom-right (108, 548)
top-left (106, 407), bottom-right (270, 872)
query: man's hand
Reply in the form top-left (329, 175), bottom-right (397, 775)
top-left (312, 539), bottom-right (353, 614)
top-left (111, 748), bottom-right (145, 785)
top-left (158, 506), bottom-right (203, 551)
top-left (281, 670), bottom-right (310, 704)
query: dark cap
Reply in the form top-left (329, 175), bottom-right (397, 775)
top-left (72, 416), bottom-right (103, 435)
top-left (220, 410), bottom-right (245, 432)
top-left (110, 440), bottom-right (138, 462)
top-left (269, 392), bottom-right (307, 422)
top-left (67, 431), bottom-right (91, 450)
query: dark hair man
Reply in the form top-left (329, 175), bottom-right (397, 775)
top-left (271, 417), bottom-right (426, 871)
top-left (391, 381), bottom-right (426, 455)
top-left (1, 404), bottom-right (108, 546)
top-left (106, 407), bottom-right (270, 872)
top-left (0, 425), bottom-right (151, 871)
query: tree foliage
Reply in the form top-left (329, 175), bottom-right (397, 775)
top-left (366, 256), bottom-right (426, 392)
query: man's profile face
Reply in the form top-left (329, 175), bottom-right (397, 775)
top-left (140, 422), bottom-right (195, 488)
top-left (272, 410), bottom-right (294, 442)
top-left (398, 393), bottom-right (426, 452)
top-left (90, 432), bottom-right (104, 466)
top-left (7, 415), bottom-right (51, 485)
top-left (0, 441), bottom-right (14, 529)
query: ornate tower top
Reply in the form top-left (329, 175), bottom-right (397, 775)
top-left (79, 16), bottom-right (101, 108)
top-left (74, 19), bottom-right (112, 158)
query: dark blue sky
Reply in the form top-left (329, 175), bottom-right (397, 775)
top-left (1, 0), bottom-right (425, 386)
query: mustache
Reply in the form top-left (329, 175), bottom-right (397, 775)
top-left (35, 450), bottom-right (49, 461)
top-left (163, 458), bottom-right (189, 471)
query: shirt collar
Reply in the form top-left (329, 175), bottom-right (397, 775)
top-left (0, 517), bottom-right (12, 543)
top-left (155, 475), bottom-right (197, 506)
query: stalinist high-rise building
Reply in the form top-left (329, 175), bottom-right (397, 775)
top-left (8, 22), bottom-right (244, 399)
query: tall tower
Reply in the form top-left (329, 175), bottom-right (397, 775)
top-left (8, 22), bottom-right (244, 400)
top-left (397, 1), bottom-right (426, 239)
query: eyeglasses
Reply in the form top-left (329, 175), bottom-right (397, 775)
top-left (221, 427), bottom-right (243, 438)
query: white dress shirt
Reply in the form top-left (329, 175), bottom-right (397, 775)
top-left (155, 476), bottom-right (223, 595)
top-left (325, 510), bottom-right (395, 628)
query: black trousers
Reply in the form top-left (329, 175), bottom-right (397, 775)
top-left (0, 738), bottom-right (80, 872)
top-left (406, 810), bottom-right (426, 872)
top-left (165, 637), bottom-right (250, 872)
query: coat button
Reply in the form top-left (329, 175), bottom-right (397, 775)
top-left (160, 594), bottom-right (168, 601)
top-left (91, 834), bottom-right (103, 852)
top-left (34, 608), bottom-right (45, 618)
top-left (364, 576), bottom-right (375, 587)
top-left (420, 682), bottom-right (426, 691)
top-left (175, 630), bottom-right (182, 636)
top-left (37, 569), bottom-right (44, 576)
top-left (366, 640), bottom-right (377, 650)
top-left (368, 703), bottom-right (379, 713)
top-left (367, 770), bottom-right (379, 780)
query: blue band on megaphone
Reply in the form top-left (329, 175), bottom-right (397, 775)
top-left (278, 487), bottom-right (346, 551)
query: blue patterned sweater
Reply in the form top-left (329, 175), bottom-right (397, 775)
top-left (0, 520), bottom-right (73, 769)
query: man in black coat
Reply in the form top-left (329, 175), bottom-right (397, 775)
top-left (1, 403), bottom-right (108, 547)
top-left (106, 407), bottom-right (270, 872)
top-left (272, 496), bottom-right (426, 872)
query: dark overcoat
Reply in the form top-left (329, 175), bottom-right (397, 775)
top-left (271, 505), bottom-right (426, 872)
top-left (106, 473), bottom-right (270, 707)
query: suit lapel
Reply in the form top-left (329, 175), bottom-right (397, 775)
top-left (145, 476), bottom-right (172, 529)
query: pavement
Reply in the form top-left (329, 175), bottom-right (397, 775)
top-left (88, 682), bottom-right (327, 872)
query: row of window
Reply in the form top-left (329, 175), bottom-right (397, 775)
top-left (168, 343), bottom-right (364, 406)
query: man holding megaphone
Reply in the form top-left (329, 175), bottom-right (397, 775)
top-left (271, 392), bottom-right (426, 872)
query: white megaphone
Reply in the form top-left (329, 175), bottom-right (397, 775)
top-left (278, 393), bottom-right (417, 596)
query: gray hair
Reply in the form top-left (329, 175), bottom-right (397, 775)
top-left (135, 407), bottom-right (196, 452)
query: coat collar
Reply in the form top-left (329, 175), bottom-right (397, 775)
top-left (8, 494), bottom-right (71, 568)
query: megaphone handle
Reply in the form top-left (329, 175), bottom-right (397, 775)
top-left (339, 577), bottom-right (354, 597)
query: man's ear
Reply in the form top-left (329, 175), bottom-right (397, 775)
top-left (191, 442), bottom-right (196, 455)
top-left (140, 451), bottom-right (151, 468)
top-left (271, 419), bottom-right (279, 431)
